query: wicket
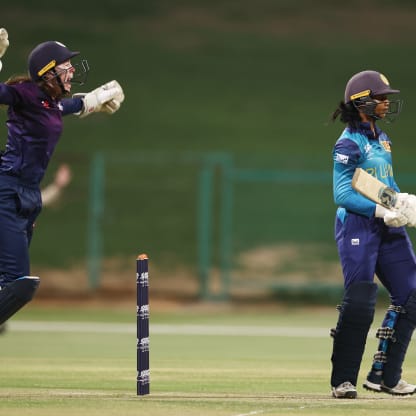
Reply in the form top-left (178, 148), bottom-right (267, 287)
top-left (136, 253), bottom-right (150, 395)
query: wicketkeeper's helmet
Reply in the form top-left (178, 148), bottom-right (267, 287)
top-left (28, 41), bottom-right (88, 85)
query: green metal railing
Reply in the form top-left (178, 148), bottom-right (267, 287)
top-left (87, 152), bottom-right (105, 289)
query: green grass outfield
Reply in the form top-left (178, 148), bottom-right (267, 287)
top-left (1, 304), bottom-right (415, 415)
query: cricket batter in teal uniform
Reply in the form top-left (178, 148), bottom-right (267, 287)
top-left (0, 28), bottom-right (124, 325)
top-left (330, 70), bottom-right (416, 398)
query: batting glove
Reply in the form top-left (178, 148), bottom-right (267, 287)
top-left (0, 28), bottom-right (9, 72)
top-left (74, 80), bottom-right (124, 118)
top-left (396, 193), bottom-right (416, 227)
top-left (375, 204), bottom-right (408, 228)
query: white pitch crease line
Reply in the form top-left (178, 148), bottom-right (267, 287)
top-left (8, 321), bottom-right (378, 338)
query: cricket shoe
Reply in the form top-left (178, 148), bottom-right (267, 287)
top-left (331, 381), bottom-right (357, 399)
top-left (380, 380), bottom-right (416, 396)
top-left (363, 379), bottom-right (381, 393)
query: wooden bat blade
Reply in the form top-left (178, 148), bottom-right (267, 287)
top-left (351, 168), bottom-right (397, 208)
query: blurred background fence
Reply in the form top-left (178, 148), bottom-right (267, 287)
top-left (78, 150), bottom-right (414, 301)
top-left (85, 151), bottom-right (337, 298)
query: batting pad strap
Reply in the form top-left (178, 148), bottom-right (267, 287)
top-left (376, 327), bottom-right (396, 340)
top-left (0, 276), bottom-right (40, 324)
top-left (373, 351), bottom-right (387, 364)
top-left (388, 305), bottom-right (402, 314)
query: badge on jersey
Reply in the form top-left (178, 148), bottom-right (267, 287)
top-left (335, 153), bottom-right (349, 164)
top-left (380, 140), bottom-right (392, 152)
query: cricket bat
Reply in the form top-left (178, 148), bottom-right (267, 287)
top-left (351, 168), bottom-right (398, 209)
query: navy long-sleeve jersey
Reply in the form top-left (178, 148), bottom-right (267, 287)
top-left (0, 80), bottom-right (83, 280)
top-left (0, 80), bottom-right (83, 186)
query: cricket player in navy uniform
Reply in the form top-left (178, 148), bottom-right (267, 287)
top-left (330, 69), bottom-right (416, 398)
top-left (0, 28), bottom-right (124, 325)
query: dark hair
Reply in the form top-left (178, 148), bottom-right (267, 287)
top-left (331, 101), bottom-right (361, 129)
top-left (5, 74), bottom-right (31, 85)
top-left (4, 73), bottom-right (62, 99)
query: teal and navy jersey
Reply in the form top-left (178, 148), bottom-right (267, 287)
top-left (332, 122), bottom-right (400, 221)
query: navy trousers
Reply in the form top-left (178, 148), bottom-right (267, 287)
top-left (335, 212), bottom-right (416, 305)
top-left (0, 175), bottom-right (42, 284)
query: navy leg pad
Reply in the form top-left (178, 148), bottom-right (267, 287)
top-left (331, 282), bottom-right (378, 386)
top-left (336, 282), bottom-right (378, 330)
top-left (0, 276), bottom-right (40, 325)
top-left (382, 289), bottom-right (416, 387)
top-left (403, 290), bottom-right (416, 325)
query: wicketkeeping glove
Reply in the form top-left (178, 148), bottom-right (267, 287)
top-left (74, 80), bottom-right (125, 118)
top-left (0, 28), bottom-right (9, 72)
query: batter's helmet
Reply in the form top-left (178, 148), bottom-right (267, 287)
top-left (344, 70), bottom-right (400, 103)
top-left (28, 41), bottom-right (79, 81)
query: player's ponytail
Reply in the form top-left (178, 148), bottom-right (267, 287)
top-left (331, 101), bottom-right (361, 129)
